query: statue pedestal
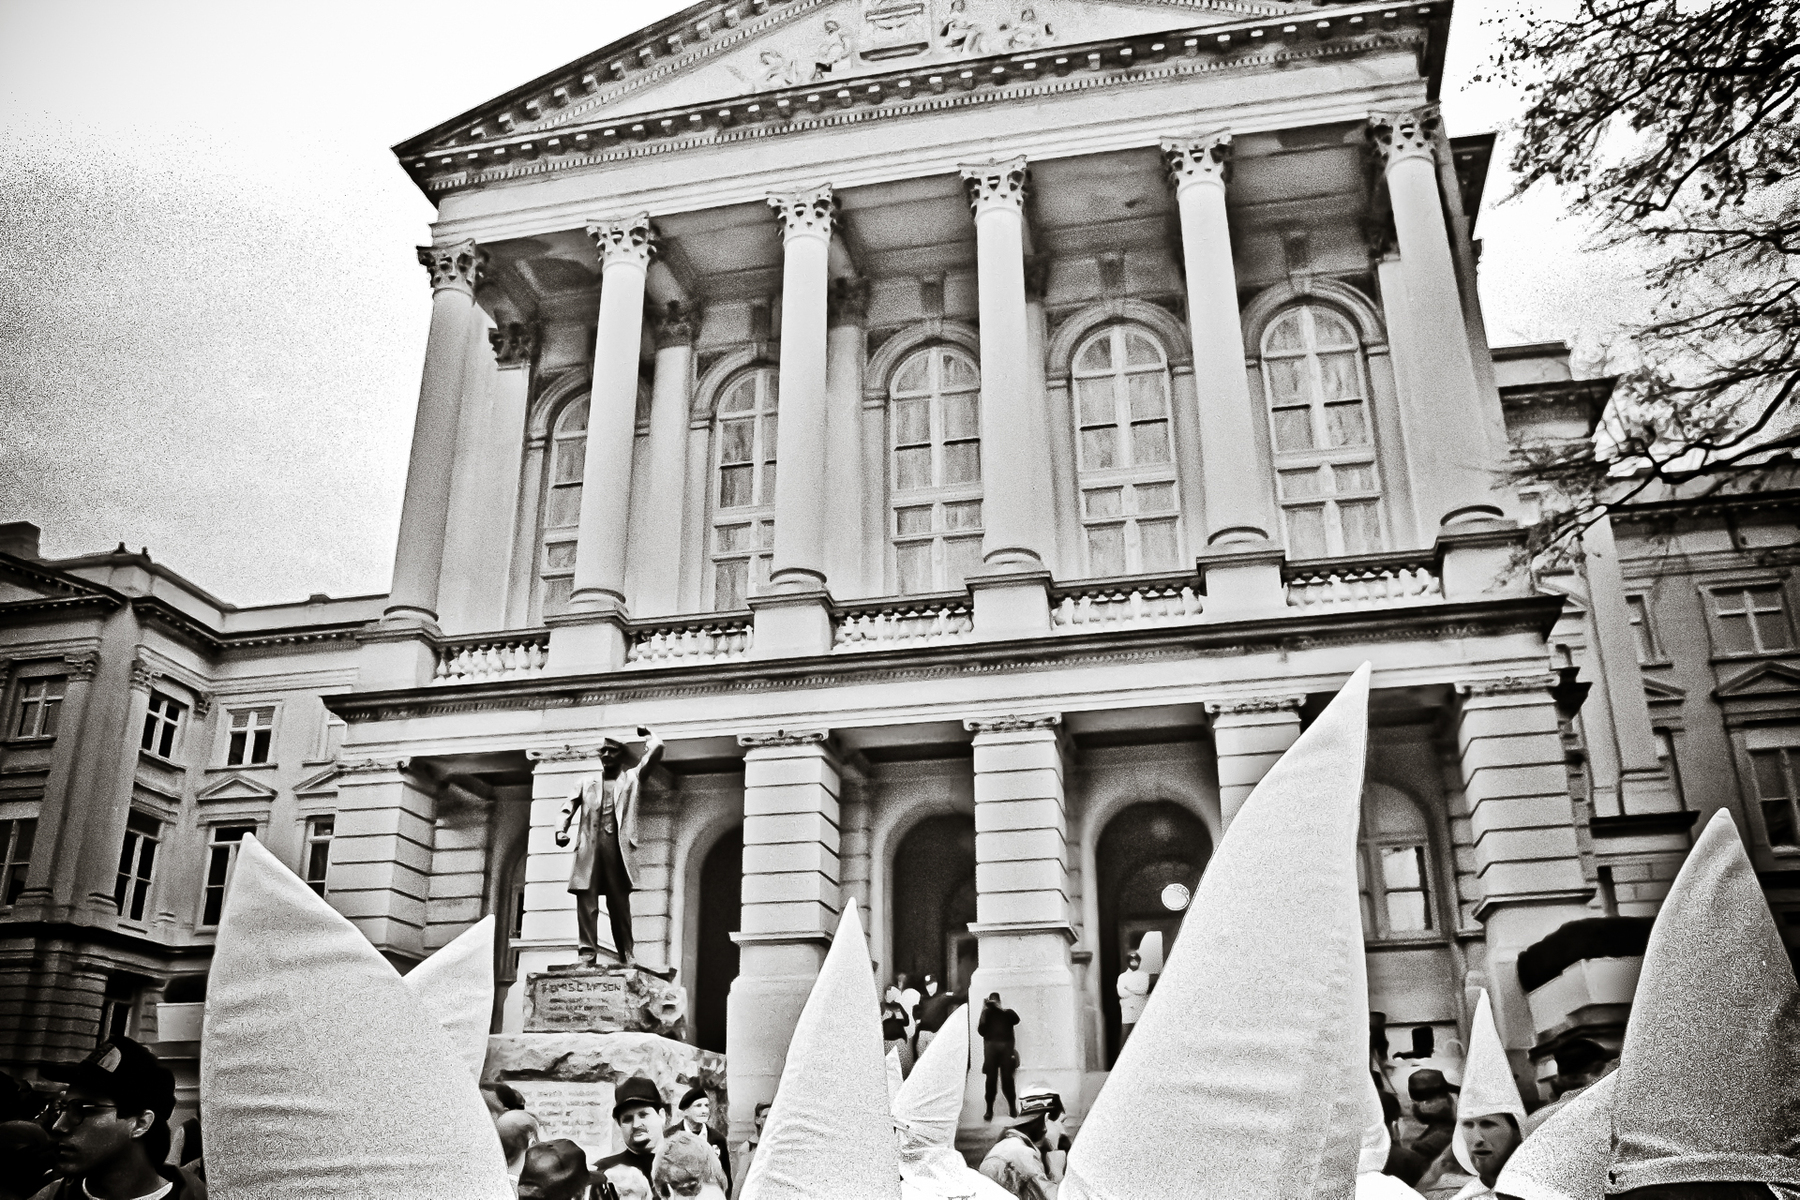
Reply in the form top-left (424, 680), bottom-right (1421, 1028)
top-left (525, 964), bottom-right (688, 1038)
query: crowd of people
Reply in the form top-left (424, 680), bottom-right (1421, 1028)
top-left (4, 664), bottom-right (1796, 1198)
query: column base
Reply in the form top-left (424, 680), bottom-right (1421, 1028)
top-left (1197, 544), bottom-right (1287, 618)
top-left (355, 621), bottom-right (442, 690)
top-left (544, 609), bottom-right (629, 674)
top-left (748, 586), bottom-right (834, 658)
top-left (1437, 521), bottom-right (1529, 601)
top-left (969, 568), bottom-right (1051, 639)
top-left (966, 922), bottom-right (1083, 1126)
top-left (724, 932), bottom-right (832, 1139)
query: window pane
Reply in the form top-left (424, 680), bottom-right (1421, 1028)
top-left (1385, 890), bottom-right (1430, 933)
top-left (555, 399), bottom-right (589, 434)
top-left (1754, 609), bottom-right (1793, 651)
top-left (895, 506), bottom-right (933, 537)
top-left (1271, 406), bottom-right (1313, 453)
top-left (1126, 372), bottom-right (1167, 420)
top-left (230, 710), bottom-right (249, 731)
top-left (1318, 353), bottom-right (1363, 401)
top-left (1324, 400), bottom-right (1369, 448)
top-left (1748, 585), bottom-right (1783, 611)
top-left (757, 522), bottom-right (775, 550)
top-left (1134, 482), bottom-right (1177, 514)
top-left (1752, 750), bottom-right (1792, 800)
top-left (763, 414), bottom-right (778, 457)
top-left (1312, 308), bottom-right (1358, 349)
top-left (1131, 421), bottom-right (1172, 466)
top-left (1138, 519), bottom-right (1179, 572)
top-left (719, 420), bottom-right (755, 465)
top-left (227, 731), bottom-right (246, 766)
top-left (1714, 611), bottom-right (1755, 655)
top-left (1338, 500), bottom-right (1383, 555)
top-left (1264, 358), bottom-right (1308, 405)
top-left (1086, 525), bottom-right (1126, 576)
top-left (1764, 799), bottom-right (1799, 848)
top-left (39, 696), bottom-right (60, 738)
top-left (1081, 427), bottom-right (1117, 469)
top-left (251, 728), bottom-right (272, 764)
top-left (1124, 331), bottom-right (1163, 368)
top-left (893, 397), bottom-right (930, 445)
top-left (944, 392), bottom-right (980, 442)
top-left (1264, 311), bottom-right (1306, 354)
top-left (1076, 379), bottom-right (1115, 428)
top-left (542, 577), bottom-right (573, 614)
top-left (895, 447), bottom-right (932, 491)
top-left (1286, 506), bottom-right (1329, 559)
top-left (943, 441), bottom-right (980, 485)
top-left (761, 460), bottom-right (777, 499)
top-left (941, 353), bottom-right (979, 389)
top-left (546, 485), bottom-right (583, 527)
top-left (544, 541), bottom-right (577, 570)
top-left (720, 377), bottom-right (757, 413)
top-left (945, 536), bottom-right (985, 583)
top-left (1077, 334), bottom-right (1112, 373)
top-left (897, 543), bottom-right (934, 594)
top-left (1714, 589), bottom-right (1748, 615)
top-left (1279, 468), bottom-right (1323, 500)
top-left (893, 354), bottom-right (929, 394)
top-left (718, 465), bottom-right (755, 508)
top-left (1333, 462), bottom-right (1378, 494)
top-left (716, 523), bottom-right (757, 552)
top-left (943, 501), bottom-right (983, 531)
top-left (1379, 845), bottom-right (1423, 888)
top-left (157, 721), bottom-right (176, 758)
top-left (553, 438), bottom-right (587, 484)
top-left (714, 561), bottom-right (748, 611)
top-left (1083, 488), bottom-right (1124, 518)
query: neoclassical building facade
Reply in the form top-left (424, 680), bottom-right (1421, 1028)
top-left (5, 0), bottom-right (1798, 1142)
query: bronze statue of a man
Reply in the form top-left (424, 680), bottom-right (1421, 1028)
top-left (555, 726), bottom-right (664, 966)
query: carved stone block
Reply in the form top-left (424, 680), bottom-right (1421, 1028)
top-left (524, 965), bottom-right (688, 1038)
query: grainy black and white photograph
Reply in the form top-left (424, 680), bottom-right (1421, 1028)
top-left (1, 0), bottom-right (1796, 1197)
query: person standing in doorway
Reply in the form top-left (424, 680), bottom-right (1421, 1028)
top-left (978, 992), bottom-right (1021, 1122)
top-left (1116, 951), bottom-right (1150, 1050)
top-left (914, 975), bottom-right (955, 1056)
top-left (556, 727), bottom-right (664, 967)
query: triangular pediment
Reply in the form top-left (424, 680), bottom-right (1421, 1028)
top-left (294, 764), bottom-right (340, 797)
top-left (406, 0), bottom-right (1304, 157)
top-left (1714, 660), bottom-right (1800, 700)
top-left (1642, 675), bottom-right (1687, 705)
top-left (198, 773), bottom-right (281, 803)
top-left (0, 557), bottom-right (116, 607)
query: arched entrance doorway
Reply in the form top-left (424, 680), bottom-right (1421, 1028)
top-left (694, 826), bottom-right (742, 1053)
top-left (891, 814), bottom-right (978, 993)
top-left (1096, 801), bottom-right (1212, 1066)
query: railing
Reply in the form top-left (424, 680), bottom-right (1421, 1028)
top-left (1284, 552), bottom-right (1444, 610)
top-left (832, 594), bottom-right (975, 652)
top-left (430, 630), bottom-right (551, 685)
top-left (1051, 574), bottom-right (1204, 632)
top-left (625, 614), bottom-right (755, 667)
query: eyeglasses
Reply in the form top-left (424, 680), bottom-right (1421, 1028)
top-left (47, 1100), bottom-right (117, 1129)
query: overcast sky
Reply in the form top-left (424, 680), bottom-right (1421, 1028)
top-left (0, 0), bottom-right (1652, 607)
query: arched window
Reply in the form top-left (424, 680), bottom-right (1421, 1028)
top-left (890, 346), bottom-right (983, 594)
top-left (1071, 326), bottom-right (1180, 576)
top-left (1359, 784), bottom-right (1435, 940)
top-left (712, 368), bottom-right (779, 611)
top-left (539, 397), bottom-right (588, 617)
top-left (1261, 304), bottom-right (1383, 559)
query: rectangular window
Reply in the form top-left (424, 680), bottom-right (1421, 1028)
top-left (200, 824), bottom-right (256, 927)
top-left (304, 816), bottom-right (335, 897)
top-left (114, 811), bottom-right (160, 922)
top-left (1377, 844), bottom-right (1432, 933)
top-left (13, 677), bottom-right (66, 739)
top-left (1712, 584), bottom-right (1793, 656)
top-left (0, 818), bottom-right (35, 905)
top-left (100, 977), bottom-right (136, 1044)
top-left (141, 692), bottom-right (185, 759)
top-left (1751, 746), bottom-right (1799, 849)
top-left (1625, 595), bottom-right (1660, 664)
top-left (225, 707), bottom-right (275, 766)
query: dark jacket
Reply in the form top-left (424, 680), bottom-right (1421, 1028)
top-left (978, 1004), bottom-right (1020, 1047)
top-left (915, 991), bottom-right (957, 1034)
top-left (593, 1146), bottom-right (657, 1194)
top-left (32, 1163), bottom-right (206, 1200)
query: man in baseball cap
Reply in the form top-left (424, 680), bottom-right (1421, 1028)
top-left (32, 1035), bottom-right (200, 1200)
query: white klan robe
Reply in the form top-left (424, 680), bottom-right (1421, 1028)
top-left (200, 835), bottom-right (512, 1199)
top-left (1441, 989), bottom-right (1528, 1199)
top-left (1491, 1072), bottom-right (1616, 1200)
top-left (890, 1004), bottom-right (1012, 1200)
top-left (1062, 663), bottom-right (1376, 1200)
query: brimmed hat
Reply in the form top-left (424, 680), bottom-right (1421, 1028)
top-left (1016, 1090), bottom-right (1062, 1119)
top-left (1406, 1068), bottom-right (1459, 1100)
top-left (613, 1076), bottom-right (666, 1120)
top-left (40, 1036), bottom-right (174, 1124)
top-left (519, 1139), bottom-right (589, 1200)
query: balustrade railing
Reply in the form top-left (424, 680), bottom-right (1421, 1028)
top-left (1284, 553), bottom-right (1444, 610)
top-left (625, 615), bottom-right (755, 667)
top-left (1050, 575), bottom-right (1204, 631)
top-left (430, 631), bottom-right (551, 684)
top-left (832, 595), bottom-right (975, 652)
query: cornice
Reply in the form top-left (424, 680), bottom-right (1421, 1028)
top-left (325, 594), bottom-right (1565, 724)
top-left (1608, 487), bottom-right (1800, 525)
top-left (401, 7), bottom-right (1435, 197)
top-left (132, 595), bottom-right (364, 657)
top-left (0, 555), bottom-right (124, 603)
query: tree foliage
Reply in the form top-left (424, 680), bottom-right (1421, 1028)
top-left (1489, 0), bottom-right (1800, 547)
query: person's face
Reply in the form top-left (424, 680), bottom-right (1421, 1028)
top-left (47, 1086), bottom-right (149, 1177)
top-left (600, 746), bottom-right (623, 777)
top-left (987, 993), bottom-right (1000, 1005)
top-left (753, 1107), bottom-right (769, 1138)
top-left (619, 1102), bottom-right (665, 1153)
top-left (1413, 1092), bottom-right (1455, 1121)
top-left (926, 979), bottom-right (938, 995)
top-left (1043, 1113), bottom-right (1065, 1144)
top-left (1463, 1114), bottom-right (1521, 1186)
top-left (896, 973), bottom-right (908, 989)
top-left (1127, 955), bottom-right (1141, 971)
top-left (684, 1098), bottom-right (711, 1127)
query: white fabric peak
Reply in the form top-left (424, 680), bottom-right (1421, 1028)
top-left (1451, 989), bottom-right (1526, 1177)
top-left (404, 913), bottom-right (495, 1079)
top-left (891, 1005), bottom-right (1011, 1200)
top-left (1063, 663), bottom-right (1374, 1200)
top-left (1357, 1075), bottom-right (1425, 1200)
top-left (200, 835), bottom-right (511, 1199)
top-left (1493, 1071), bottom-right (1616, 1200)
top-left (1608, 810), bottom-right (1800, 1192)
top-left (740, 898), bottom-right (902, 1200)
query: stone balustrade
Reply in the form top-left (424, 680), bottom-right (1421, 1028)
top-left (832, 595), bottom-right (975, 652)
top-left (1050, 574), bottom-right (1204, 632)
top-left (1284, 553), bottom-right (1444, 610)
top-left (431, 631), bottom-right (551, 684)
top-left (625, 616), bottom-right (755, 667)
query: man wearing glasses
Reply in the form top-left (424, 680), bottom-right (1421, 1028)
top-left (30, 1036), bottom-right (200, 1200)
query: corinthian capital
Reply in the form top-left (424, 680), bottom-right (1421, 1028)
top-left (1161, 132), bottom-right (1232, 193)
top-left (768, 185), bottom-right (836, 243)
top-left (416, 239), bottom-right (488, 295)
top-left (655, 300), bottom-right (697, 348)
top-left (587, 214), bottom-right (659, 270)
top-left (828, 275), bottom-right (870, 326)
top-left (1368, 106), bottom-right (1441, 168)
top-left (489, 321), bottom-right (539, 368)
top-left (960, 156), bottom-right (1029, 216)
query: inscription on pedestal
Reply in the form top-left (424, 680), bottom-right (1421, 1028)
top-left (524, 966), bottom-right (688, 1038)
top-left (510, 1080), bottom-right (617, 1162)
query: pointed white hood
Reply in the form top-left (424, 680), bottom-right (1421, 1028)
top-left (404, 913), bottom-right (495, 1079)
top-left (1357, 1074), bottom-right (1425, 1200)
top-left (1607, 810), bottom-right (1800, 1192)
top-left (201, 835), bottom-right (511, 1199)
top-left (740, 898), bottom-right (901, 1200)
top-left (1492, 1072), bottom-right (1616, 1200)
top-left (1451, 990), bottom-right (1526, 1177)
top-left (1063, 663), bottom-right (1374, 1200)
top-left (891, 1004), bottom-right (1011, 1200)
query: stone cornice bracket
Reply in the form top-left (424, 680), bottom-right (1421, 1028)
top-left (963, 713), bottom-right (1061, 734)
top-left (586, 214), bottom-right (659, 270)
top-left (336, 756), bottom-right (414, 777)
top-left (416, 239), bottom-right (488, 295)
top-left (1161, 132), bottom-right (1232, 194)
top-left (489, 321), bottom-right (539, 368)
top-left (1203, 695), bottom-right (1304, 718)
top-left (655, 300), bottom-right (697, 348)
top-left (1455, 672), bottom-right (1561, 699)
top-left (960, 156), bottom-right (1030, 216)
top-left (128, 657), bottom-right (155, 693)
top-left (63, 651), bottom-right (100, 681)
top-left (737, 728), bottom-right (830, 749)
top-left (828, 275), bottom-right (870, 326)
top-left (768, 184), bottom-right (837, 244)
top-left (192, 692), bottom-right (214, 719)
top-left (1368, 106), bottom-right (1441, 168)
top-left (526, 744), bottom-right (612, 763)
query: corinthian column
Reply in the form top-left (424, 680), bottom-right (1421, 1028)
top-left (385, 239), bottom-right (487, 625)
top-left (767, 186), bottom-right (835, 593)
